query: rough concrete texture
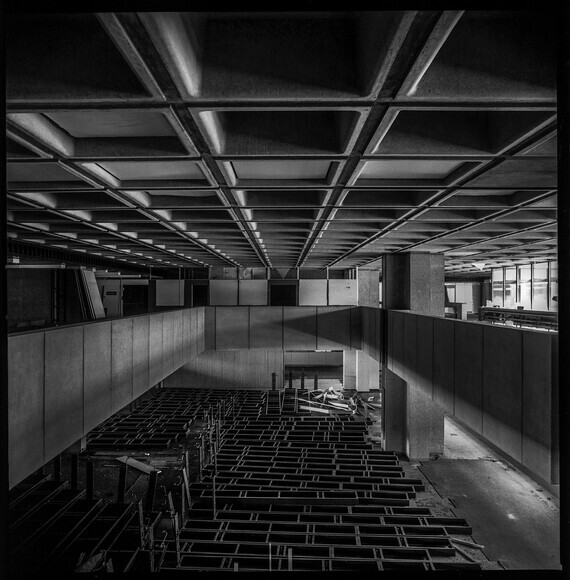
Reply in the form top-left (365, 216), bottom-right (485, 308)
top-left (407, 382), bottom-right (444, 460)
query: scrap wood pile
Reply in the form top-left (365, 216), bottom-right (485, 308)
top-left (298, 387), bottom-right (382, 417)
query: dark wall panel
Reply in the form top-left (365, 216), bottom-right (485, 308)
top-left (390, 310), bottom-right (404, 378)
top-left (204, 307), bottom-right (216, 350)
top-left (402, 313), bottom-right (417, 387)
top-left (216, 307), bottom-right (249, 350)
top-left (316, 307), bottom-right (351, 350)
top-left (250, 306), bottom-right (284, 349)
top-left (283, 307), bottom-right (317, 350)
top-left (44, 327), bottom-right (84, 462)
top-left (432, 318), bottom-right (455, 414)
top-left (149, 314), bottom-right (163, 386)
top-left (482, 326), bottom-right (523, 462)
top-left (383, 368), bottom-right (407, 454)
top-left (133, 315), bottom-right (150, 399)
top-left (170, 349), bottom-right (284, 390)
top-left (386, 308), bottom-right (394, 369)
top-left (173, 311), bottom-right (183, 370)
top-left (454, 323), bottom-right (483, 434)
top-left (111, 319), bottom-right (133, 414)
top-left (351, 306), bottom-right (363, 351)
top-left (7, 269), bottom-right (52, 328)
top-left (8, 307), bottom-right (209, 488)
top-left (182, 308), bottom-right (190, 361)
top-left (162, 311), bottom-right (175, 377)
top-left (8, 333), bottom-right (45, 488)
top-left (415, 315), bottom-right (433, 399)
top-left (522, 331), bottom-right (553, 481)
top-left (84, 322), bottom-right (112, 433)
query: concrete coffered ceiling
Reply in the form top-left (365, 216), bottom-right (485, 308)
top-left (5, 10), bottom-right (559, 274)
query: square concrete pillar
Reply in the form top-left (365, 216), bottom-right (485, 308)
top-left (357, 269), bottom-right (380, 307)
top-left (383, 368), bottom-right (407, 454)
top-left (407, 383), bottom-right (444, 460)
top-left (382, 367), bottom-right (444, 459)
top-left (382, 253), bottom-right (445, 316)
top-left (343, 350), bottom-right (356, 390)
top-left (356, 350), bottom-right (379, 392)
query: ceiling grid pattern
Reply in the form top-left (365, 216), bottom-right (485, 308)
top-left (6, 10), bottom-right (558, 274)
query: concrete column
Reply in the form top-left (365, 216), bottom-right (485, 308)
top-left (407, 383), bottom-right (444, 460)
top-left (382, 368), bottom-right (444, 460)
top-left (356, 351), bottom-right (379, 392)
top-left (382, 253), bottom-right (445, 316)
top-left (382, 253), bottom-right (445, 458)
top-left (357, 269), bottom-right (380, 307)
top-left (383, 368), bottom-right (407, 454)
top-left (343, 351), bottom-right (356, 390)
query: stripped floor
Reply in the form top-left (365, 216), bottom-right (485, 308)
top-left (418, 415), bottom-right (561, 570)
top-left (7, 388), bottom-right (560, 573)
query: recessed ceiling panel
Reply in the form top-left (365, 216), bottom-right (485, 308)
top-left (94, 161), bottom-right (206, 181)
top-left (407, 11), bottom-right (556, 100)
top-left (7, 162), bottom-right (84, 182)
top-left (6, 14), bottom-right (149, 101)
top-left (372, 110), bottom-right (553, 155)
top-left (143, 11), bottom-right (407, 99)
top-left (197, 110), bottom-right (360, 155)
top-left (231, 160), bottom-right (332, 180)
top-left (359, 159), bottom-right (464, 180)
top-left (466, 159), bottom-right (557, 188)
top-left (6, 138), bottom-right (41, 159)
top-left (240, 190), bottom-right (328, 207)
top-left (45, 110), bottom-right (176, 138)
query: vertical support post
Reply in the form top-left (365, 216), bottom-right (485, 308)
top-left (184, 450), bottom-right (190, 476)
top-left (180, 480), bottom-right (186, 520)
top-left (272, 372), bottom-right (276, 390)
top-left (212, 474), bottom-right (217, 519)
top-left (138, 500), bottom-right (145, 548)
top-left (146, 470), bottom-right (158, 512)
top-left (288, 370), bottom-right (293, 389)
top-left (182, 467), bottom-right (191, 511)
top-left (198, 443), bottom-right (204, 481)
top-left (148, 525), bottom-right (155, 571)
top-left (300, 369), bottom-right (305, 389)
top-left (174, 513), bottom-right (181, 567)
top-left (117, 462), bottom-right (128, 503)
top-left (288, 547), bottom-right (293, 571)
top-left (86, 459), bottom-right (94, 500)
top-left (71, 453), bottom-right (79, 490)
top-left (314, 373), bottom-right (318, 391)
top-left (268, 542), bottom-right (272, 571)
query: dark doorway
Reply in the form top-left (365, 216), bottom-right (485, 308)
top-left (123, 284), bottom-right (149, 316)
top-left (192, 284), bottom-right (208, 307)
top-left (269, 282), bottom-right (297, 306)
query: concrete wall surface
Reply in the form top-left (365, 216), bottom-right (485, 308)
top-left (164, 350), bottom-right (285, 390)
top-left (384, 310), bottom-right (559, 485)
top-left (7, 307), bottom-right (206, 488)
top-left (204, 306), bottom-right (362, 351)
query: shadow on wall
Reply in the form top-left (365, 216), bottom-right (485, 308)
top-left (209, 306), bottom-right (367, 351)
top-left (384, 310), bottom-right (558, 486)
top-left (166, 350), bottom-right (285, 390)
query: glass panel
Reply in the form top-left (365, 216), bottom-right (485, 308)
top-left (549, 262), bottom-right (558, 312)
top-left (532, 262), bottom-right (548, 311)
top-left (517, 265), bottom-right (532, 309)
top-left (504, 267), bottom-right (516, 309)
top-left (491, 268), bottom-right (504, 307)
